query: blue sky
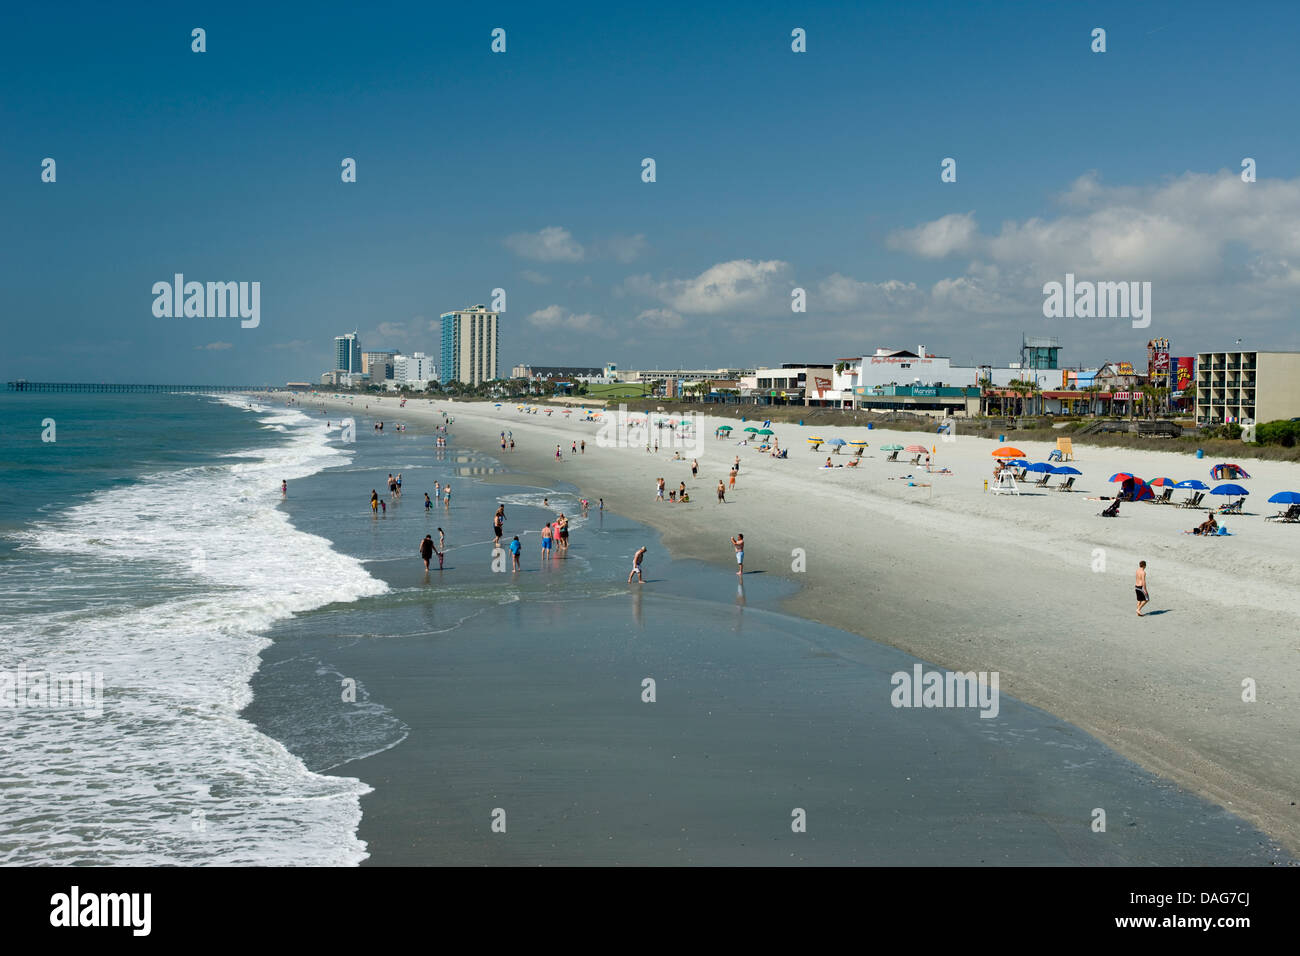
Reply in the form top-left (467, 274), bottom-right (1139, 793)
top-left (4, 0), bottom-right (1299, 383)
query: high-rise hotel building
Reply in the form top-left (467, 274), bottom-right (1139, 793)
top-left (334, 331), bottom-right (362, 374)
top-left (440, 305), bottom-right (500, 386)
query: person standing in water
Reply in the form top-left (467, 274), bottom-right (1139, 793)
top-left (444, 485), bottom-right (451, 507)
top-left (371, 490), bottom-right (379, 515)
top-left (424, 492), bottom-right (432, 512)
top-left (281, 480), bottom-right (287, 496)
top-left (628, 546), bottom-right (647, 584)
top-left (493, 505), bottom-right (506, 546)
top-left (437, 527), bottom-right (445, 553)
top-left (420, 534), bottom-right (435, 571)
top-left (509, 535), bottom-right (521, 571)
top-left (541, 522), bottom-right (553, 560)
top-left (731, 533), bottom-right (744, 576)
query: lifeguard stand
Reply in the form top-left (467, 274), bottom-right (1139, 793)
top-left (1056, 437), bottom-right (1074, 461)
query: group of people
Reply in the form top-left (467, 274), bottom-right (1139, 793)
top-left (499, 431), bottom-right (516, 451)
top-left (654, 477), bottom-right (692, 503)
top-left (419, 529), bottom-right (446, 571)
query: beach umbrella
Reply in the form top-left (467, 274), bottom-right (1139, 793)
top-left (1127, 480), bottom-right (1156, 502)
top-left (826, 437), bottom-right (846, 446)
top-left (493, 402), bottom-right (502, 407)
top-left (1025, 462), bottom-right (1054, 473)
top-left (806, 436), bottom-right (824, 444)
top-left (847, 440), bottom-right (869, 447)
top-left (882, 443), bottom-right (904, 451)
top-left (1049, 465), bottom-right (1081, 475)
top-left (992, 446), bottom-right (1025, 458)
top-left (1148, 477), bottom-right (1176, 486)
top-left (757, 428), bottom-right (775, 436)
top-left (905, 444), bottom-right (928, 454)
top-left (1108, 473), bottom-right (1139, 483)
top-left (1210, 483), bottom-right (1249, 497)
top-left (1175, 479), bottom-right (1209, 490)
top-left (743, 426), bottom-right (759, 433)
top-left (1006, 459), bottom-right (1031, 468)
top-left (717, 425), bottom-right (733, 431)
top-left (1211, 463), bottom-right (1251, 480)
top-left (1268, 491), bottom-right (1300, 504)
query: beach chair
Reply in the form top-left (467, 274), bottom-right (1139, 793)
top-left (1217, 497), bottom-right (1244, 515)
top-left (1054, 476), bottom-right (1076, 492)
top-left (1179, 492), bottom-right (1205, 509)
top-left (1014, 468), bottom-right (1028, 481)
top-left (1155, 487), bottom-right (1174, 504)
top-left (886, 450), bottom-right (899, 461)
top-left (1034, 473), bottom-right (1052, 487)
top-left (1265, 503), bottom-right (1300, 522)
top-left (909, 455), bottom-right (921, 465)
top-left (810, 442), bottom-right (822, 451)
top-left (1098, 499), bottom-right (1121, 517)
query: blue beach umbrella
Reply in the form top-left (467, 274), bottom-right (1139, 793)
top-left (1049, 465), bottom-right (1081, 475)
top-left (827, 438), bottom-right (847, 446)
top-left (1174, 479), bottom-right (1209, 490)
top-left (1267, 491), bottom-right (1300, 503)
top-left (1025, 462), bottom-right (1054, 473)
top-left (1006, 459), bottom-right (1031, 468)
top-left (1210, 483), bottom-right (1249, 497)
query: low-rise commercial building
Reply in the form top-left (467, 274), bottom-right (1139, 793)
top-left (1196, 349), bottom-right (1300, 425)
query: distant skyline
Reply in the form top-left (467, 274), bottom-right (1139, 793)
top-left (5, 1), bottom-right (1300, 383)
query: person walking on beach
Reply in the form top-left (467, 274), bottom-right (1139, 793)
top-left (509, 535), bottom-right (521, 571)
top-left (580, 440), bottom-right (585, 454)
top-left (717, 479), bottom-right (726, 503)
top-left (628, 546), bottom-right (647, 584)
top-left (420, 534), bottom-right (435, 571)
top-left (728, 466), bottom-right (737, 492)
top-left (691, 458), bottom-right (698, 478)
top-left (571, 441), bottom-right (577, 455)
top-left (396, 473), bottom-right (402, 496)
top-left (1136, 561), bottom-right (1150, 617)
top-left (556, 445), bottom-right (562, 462)
top-left (438, 527), bottom-right (445, 553)
top-left (656, 477), bottom-right (665, 502)
top-left (493, 505), bottom-right (506, 546)
top-left (732, 533), bottom-right (745, 576)
top-left (435, 481), bottom-right (441, 502)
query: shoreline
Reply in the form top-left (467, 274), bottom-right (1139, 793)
top-left (288, 393), bottom-right (1300, 859)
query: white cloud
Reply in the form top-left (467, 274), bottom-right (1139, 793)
top-left (887, 212), bottom-right (978, 259)
top-left (817, 274), bottom-right (923, 312)
top-left (520, 269), bottom-right (552, 285)
top-left (504, 226), bottom-right (585, 262)
top-left (637, 308), bottom-right (683, 329)
top-left (194, 341), bottom-right (232, 351)
top-left (594, 234), bottom-right (649, 263)
top-left (527, 305), bottom-right (605, 332)
top-left (626, 259), bottom-right (791, 314)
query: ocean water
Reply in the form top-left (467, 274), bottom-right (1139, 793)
top-left (1, 392), bottom-right (1289, 865)
top-left (0, 393), bottom-right (384, 865)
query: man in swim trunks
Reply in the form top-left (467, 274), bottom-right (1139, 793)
top-left (541, 523), bottom-right (552, 559)
top-left (494, 505), bottom-right (505, 545)
top-left (732, 533), bottom-right (744, 576)
top-left (717, 480), bottom-right (726, 503)
top-left (628, 545), bottom-right (646, 584)
top-left (1135, 560), bottom-right (1150, 616)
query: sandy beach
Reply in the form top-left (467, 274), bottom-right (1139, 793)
top-left (307, 393), bottom-right (1300, 857)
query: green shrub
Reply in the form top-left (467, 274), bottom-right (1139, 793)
top-left (1255, 419), bottom-right (1300, 447)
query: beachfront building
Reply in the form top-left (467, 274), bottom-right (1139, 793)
top-left (745, 365), bottom-right (834, 406)
top-left (1195, 349), bottom-right (1300, 425)
top-left (393, 352), bottom-right (436, 389)
top-left (334, 332), bottom-right (362, 374)
top-left (614, 367), bottom-right (752, 386)
top-left (440, 305), bottom-right (500, 386)
top-left (361, 350), bottom-right (396, 381)
top-left (853, 384), bottom-right (981, 417)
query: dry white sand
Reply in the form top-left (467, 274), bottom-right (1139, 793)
top-left (307, 393), bottom-right (1300, 855)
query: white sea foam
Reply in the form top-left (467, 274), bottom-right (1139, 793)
top-left (0, 396), bottom-right (388, 865)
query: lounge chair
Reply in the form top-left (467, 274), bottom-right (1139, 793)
top-left (1265, 503), bottom-right (1300, 522)
top-left (1217, 497), bottom-right (1245, 515)
top-left (810, 442), bottom-right (822, 452)
top-left (886, 450), bottom-right (899, 461)
top-left (1179, 492), bottom-right (1205, 509)
top-left (1054, 476), bottom-right (1076, 492)
top-left (1034, 473), bottom-right (1053, 487)
top-left (1098, 499), bottom-right (1121, 517)
top-left (909, 455), bottom-right (921, 465)
top-left (1014, 468), bottom-right (1028, 481)
top-left (1155, 487), bottom-right (1174, 504)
